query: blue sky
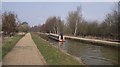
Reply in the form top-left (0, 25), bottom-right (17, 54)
top-left (2, 2), bottom-right (115, 26)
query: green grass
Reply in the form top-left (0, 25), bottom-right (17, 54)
top-left (31, 33), bottom-right (82, 65)
top-left (2, 34), bottom-right (24, 59)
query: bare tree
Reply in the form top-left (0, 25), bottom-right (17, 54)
top-left (74, 6), bottom-right (82, 36)
top-left (44, 16), bottom-right (64, 34)
top-left (67, 6), bottom-right (82, 36)
top-left (102, 3), bottom-right (119, 39)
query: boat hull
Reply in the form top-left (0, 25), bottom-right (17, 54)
top-left (48, 35), bottom-right (65, 42)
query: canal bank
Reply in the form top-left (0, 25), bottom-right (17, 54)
top-left (38, 32), bottom-right (119, 65)
top-left (31, 33), bottom-right (84, 65)
top-left (48, 33), bottom-right (119, 47)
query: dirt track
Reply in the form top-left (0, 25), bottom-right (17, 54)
top-left (3, 33), bottom-right (47, 65)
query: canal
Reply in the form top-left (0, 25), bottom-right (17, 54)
top-left (39, 34), bottom-right (119, 65)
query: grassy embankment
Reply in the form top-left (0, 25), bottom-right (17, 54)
top-left (31, 33), bottom-right (83, 65)
top-left (2, 34), bottom-right (24, 59)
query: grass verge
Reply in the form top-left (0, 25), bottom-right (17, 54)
top-left (31, 33), bottom-right (82, 65)
top-left (2, 34), bottom-right (24, 59)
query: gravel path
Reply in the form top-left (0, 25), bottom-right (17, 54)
top-left (3, 33), bottom-right (47, 65)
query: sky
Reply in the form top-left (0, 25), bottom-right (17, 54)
top-left (2, 2), bottom-right (116, 26)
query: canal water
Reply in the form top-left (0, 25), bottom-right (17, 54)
top-left (39, 34), bottom-right (119, 65)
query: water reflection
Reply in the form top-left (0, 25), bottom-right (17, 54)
top-left (64, 40), bottom-right (118, 65)
top-left (58, 42), bottom-right (64, 46)
top-left (39, 34), bottom-right (118, 65)
top-left (49, 39), bottom-right (118, 65)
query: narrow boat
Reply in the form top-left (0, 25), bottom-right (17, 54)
top-left (59, 39), bottom-right (65, 42)
top-left (58, 35), bottom-right (65, 42)
top-left (48, 34), bottom-right (65, 42)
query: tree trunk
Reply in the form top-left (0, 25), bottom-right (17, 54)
top-left (74, 19), bottom-right (78, 36)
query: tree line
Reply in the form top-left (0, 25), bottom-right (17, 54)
top-left (2, 12), bottom-right (30, 36)
top-left (1, 3), bottom-right (119, 40)
top-left (31, 3), bottom-right (119, 40)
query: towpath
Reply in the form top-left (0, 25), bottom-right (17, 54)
top-left (3, 33), bottom-right (46, 65)
top-left (48, 33), bottom-right (119, 46)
